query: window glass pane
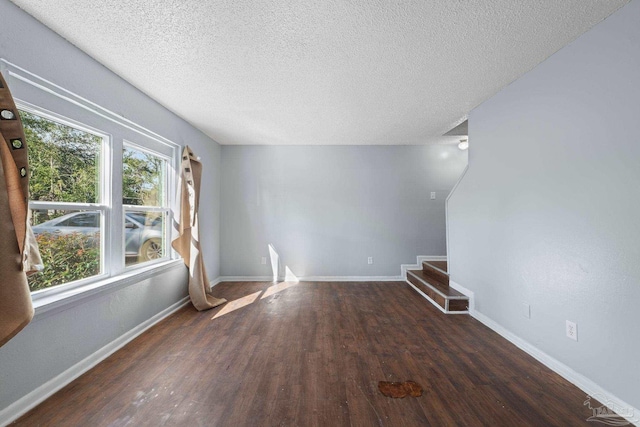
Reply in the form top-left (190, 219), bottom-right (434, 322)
top-left (122, 146), bottom-right (165, 206)
top-left (125, 211), bottom-right (165, 266)
top-left (29, 209), bottom-right (102, 292)
top-left (21, 111), bottom-right (101, 204)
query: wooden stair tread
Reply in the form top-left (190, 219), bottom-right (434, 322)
top-left (426, 260), bottom-right (447, 272)
top-left (421, 261), bottom-right (449, 287)
top-left (407, 270), bottom-right (465, 298)
top-left (405, 260), bottom-right (468, 313)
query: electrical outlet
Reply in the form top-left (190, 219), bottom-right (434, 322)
top-left (261, 257), bottom-right (267, 265)
top-left (566, 320), bottom-right (578, 341)
top-left (430, 192), bottom-right (436, 200)
top-left (367, 257), bottom-right (373, 265)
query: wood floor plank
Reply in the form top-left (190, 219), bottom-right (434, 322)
top-left (11, 281), bottom-right (611, 426)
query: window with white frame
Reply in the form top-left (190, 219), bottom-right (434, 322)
top-left (2, 58), bottom-right (179, 299)
top-left (22, 109), bottom-right (108, 292)
top-left (122, 143), bottom-right (169, 266)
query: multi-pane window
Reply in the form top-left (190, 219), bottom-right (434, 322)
top-left (22, 110), bottom-right (105, 292)
top-left (122, 144), bottom-right (168, 266)
top-left (20, 110), bottom-right (173, 293)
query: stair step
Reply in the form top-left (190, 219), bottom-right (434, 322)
top-left (409, 270), bottom-right (462, 297)
top-left (407, 270), bottom-right (468, 313)
top-left (425, 260), bottom-right (448, 272)
top-left (422, 261), bottom-right (449, 287)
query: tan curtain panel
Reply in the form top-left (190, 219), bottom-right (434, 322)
top-left (172, 146), bottom-right (226, 311)
top-left (0, 71), bottom-right (43, 348)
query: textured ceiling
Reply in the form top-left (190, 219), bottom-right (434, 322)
top-left (9, 0), bottom-right (628, 145)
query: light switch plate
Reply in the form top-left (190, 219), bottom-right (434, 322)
top-left (566, 320), bottom-right (578, 341)
top-left (521, 303), bottom-right (530, 318)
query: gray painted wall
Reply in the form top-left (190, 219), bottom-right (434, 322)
top-left (448, 0), bottom-right (639, 410)
top-left (0, 0), bottom-right (221, 415)
top-left (221, 145), bottom-right (467, 277)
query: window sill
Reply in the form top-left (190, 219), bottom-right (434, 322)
top-left (32, 259), bottom-right (185, 320)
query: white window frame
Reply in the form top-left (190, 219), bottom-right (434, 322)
top-left (1, 59), bottom-right (181, 315)
top-left (122, 140), bottom-right (172, 269)
top-left (20, 104), bottom-right (112, 297)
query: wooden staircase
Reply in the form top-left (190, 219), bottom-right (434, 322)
top-left (406, 261), bottom-right (469, 313)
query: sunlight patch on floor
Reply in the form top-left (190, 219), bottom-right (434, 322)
top-left (261, 281), bottom-right (299, 299)
top-left (212, 244), bottom-right (302, 319)
top-left (211, 290), bottom-right (262, 319)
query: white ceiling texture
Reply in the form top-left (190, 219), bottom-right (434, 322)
top-left (9, 0), bottom-right (628, 145)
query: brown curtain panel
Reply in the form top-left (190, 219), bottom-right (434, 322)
top-left (172, 146), bottom-right (226, 311)
top-left (0, 72), bottom-right (43, 348)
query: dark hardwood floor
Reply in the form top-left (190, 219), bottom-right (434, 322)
top-left (13, 281), bottom-right (603, 426)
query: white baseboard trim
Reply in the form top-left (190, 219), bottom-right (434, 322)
top-left (400, 264), bottom-right (418, 279)
top-left (470, 308), bottom-right (639, 425)
top-left (449, 279), bottom-right (475, 312)
top-left (417, 255), bottom-right (447, 263)
top-left (218, 276), bottom-right (403, 282)
top-left (0, 297), bottom-right (190, 427)
top-left (299, 276), bottom-right (402, 282)
top-left (219, 276), bottom-right (277, 282)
